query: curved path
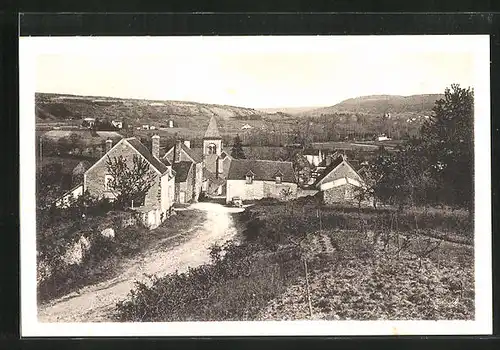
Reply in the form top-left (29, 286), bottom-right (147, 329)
top-left (38, 202), bottom-right (243, 322)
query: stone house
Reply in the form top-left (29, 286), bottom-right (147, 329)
top-left (163, 139), bottom-right (204, 204)
top-left (83, 135), bottom-right (175, 229)
top-left (226, 159), bottom-right (297, 203)
top-left (314, 155), bottom-right (365, 205)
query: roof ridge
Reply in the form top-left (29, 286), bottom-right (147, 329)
top-left (233, 159), bottom-right (293, 165)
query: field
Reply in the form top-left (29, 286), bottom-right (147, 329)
top-left (113, 198), bottom-right (473, 322)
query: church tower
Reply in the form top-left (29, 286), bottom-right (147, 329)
top-left (203, 116), bottom-right (222, 156)
top-left (203, 116), bottom-right (223, 175)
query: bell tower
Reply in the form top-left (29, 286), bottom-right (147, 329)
top-left (203, 116), bottom-right (222, 156)
top-left (203, 116), bottom-right (223, 176)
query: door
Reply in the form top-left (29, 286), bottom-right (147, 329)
top-left (179, 191), bottom-right (186, 203)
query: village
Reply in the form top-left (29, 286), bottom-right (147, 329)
top-left (52, 115), bottom-right (370, 230)
top-left (36, 87), bottom-right (475, 324)
top-left (32, 40), bottom-right (476, 324)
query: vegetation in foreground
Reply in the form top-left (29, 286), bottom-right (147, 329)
top-left (37, 205), bottom-right (206, 304)
top-left (113, 198), bottom-right (473, 322)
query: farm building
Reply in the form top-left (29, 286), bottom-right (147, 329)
top-left (163, 140), bottom-right (204, 204)
top-left (55, 184), bottom-right (84, 208)
top-left (83, 135), bottom-right (175, 229)
top-left (226, 159), bottom-right (297, 203)
top-left (111, 120), bottom-right (123, 129)
top-left (303, 148), bottom-right (325, 167)
top-left (314, 155), bottom-right (365, 205)
top-left (241, 123), bottom-right (253, 130)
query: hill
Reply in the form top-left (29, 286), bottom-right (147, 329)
top-left (35, 93), bottom-right (270, 129)
top-left (301, 94), bottom-right (444, 117)
top-left (257, 106), bottom-right (322, 115)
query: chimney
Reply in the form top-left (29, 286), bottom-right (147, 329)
top-left (174, 139), bottom-right (182, 163)
top-left (152, 134), bottom-right (160, 159)
top-left (105, 138), bottom-right (113, 153)
top-left (326, 155), bottom-right (332, 166)
top-left (183, 140), bottom-right (191, 149)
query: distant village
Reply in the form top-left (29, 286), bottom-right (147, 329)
top-left (54, 116), bottom-right (371, 229)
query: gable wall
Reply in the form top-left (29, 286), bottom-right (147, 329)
top-left (320, 161), bottom-right (362, 185)
top-left (84, 141), bottom-right (161, 207)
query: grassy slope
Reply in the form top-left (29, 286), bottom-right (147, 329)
top-left (114, 199), bottom-right (473, 322)
top-left (35, 92), bottom-right (442, 137)
top-left (38, 209), bottom-right (207, 304)
top-left (35, 92), bottom-right (279, 134)
top-left (302, 94), bottom-right (444, 117)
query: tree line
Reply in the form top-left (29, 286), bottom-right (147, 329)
top-left (356, 84), bottom-right (474, 214)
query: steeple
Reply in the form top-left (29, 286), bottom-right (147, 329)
top-left (204, 116), bottom-right (221, 140)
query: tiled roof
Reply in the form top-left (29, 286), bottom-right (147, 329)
top-left (126, 138), bottom-right (170, 174)
top-left (204, 116), bottom-right (222, 139)
top-left (313, 156), bottom-right (363, 186)
top-left (303, 148), bottom-right (321, 156)
top-left (227, 159), bottom-right (296, 183)
top-left (172, 161), bottom-right (193, 183)
top-left (182, 144), bottom-right (203, 163)
top-left (164, 144), bottom-right (203, 164)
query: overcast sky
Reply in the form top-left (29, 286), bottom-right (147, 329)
top-left (34, 36), bottom-right (478, 109)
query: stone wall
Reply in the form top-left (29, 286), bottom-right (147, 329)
top-left (323, 183), bottom-right (357, 204)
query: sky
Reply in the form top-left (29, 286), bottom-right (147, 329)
top-left (34, 36), bottom-right (478, 109)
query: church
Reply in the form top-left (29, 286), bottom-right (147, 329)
top-left (200, 116), bottom-right (233, 197)
top-left (162, 115), bottom-right (233, 201)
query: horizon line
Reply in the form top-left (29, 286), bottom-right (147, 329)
top-left (35, 90), bottom-right (447, 110)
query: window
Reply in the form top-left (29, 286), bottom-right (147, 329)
top-left (275, 176), bottom-right (282, 184)
top-left (208, 143), bottom-right (217, 155)
top-left (245, 175), bottom-right (253, 184)
top-left (345, 186), bottom-right (354, 200)
top-left (104, 174), bottom-right (114, 191)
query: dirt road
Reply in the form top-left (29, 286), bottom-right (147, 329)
top-left (37, 202), bottom-right (243, 323)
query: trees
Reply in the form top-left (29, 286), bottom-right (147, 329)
top-left (37, 163), bottom-right (66, 210)
top-left (366, 85), bottom-right (474, 213)
top-left (420, 84), bottom-right (474, 212)
top-left (230, 134), bottom-right (246, 159)
top-left (105, 155), bottom-right (157, 208)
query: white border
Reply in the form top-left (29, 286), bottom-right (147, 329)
top-left (20, 35), bottom-right (492, 337)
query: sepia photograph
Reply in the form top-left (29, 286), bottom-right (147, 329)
top-left (19, 35), bottom-right (491, 336)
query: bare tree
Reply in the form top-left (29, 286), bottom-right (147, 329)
top-left (105, 155), bottom-right (157, 208)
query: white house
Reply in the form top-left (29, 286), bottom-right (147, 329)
top-left (226, 159), bottom-right (297, 203)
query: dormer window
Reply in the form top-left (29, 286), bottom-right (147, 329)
top-left (274, 170), bottom-right (283, 184)
top-left (245, 171), bottom-right (254, 184)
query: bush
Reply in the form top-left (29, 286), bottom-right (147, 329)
top-left (114, 241), bottom-right (303, 322)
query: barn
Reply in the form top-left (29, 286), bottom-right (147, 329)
top-left (314, 155), bottom-right (365, 205)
